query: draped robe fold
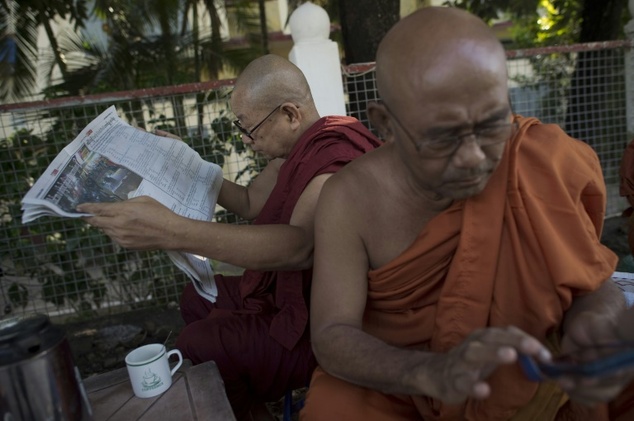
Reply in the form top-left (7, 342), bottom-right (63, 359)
top-left (303, 116), bottom-right (618, 420)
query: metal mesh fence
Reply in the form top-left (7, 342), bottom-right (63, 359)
top-left (1, 40), bottom-right (632, 320)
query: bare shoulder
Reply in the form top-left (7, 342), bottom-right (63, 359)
top-left (319, 146), bottom-right (390, 216)
top-left (327, 146), bottom-right (385, 191)
top-left (318, 144), bottom-right (427, 268)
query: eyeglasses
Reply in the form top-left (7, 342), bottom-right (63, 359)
top-left (382, 102), bottom-right (515, 158)
top-left (519, 342), bottom-right (634, 382)
top-left (233, 105), bottom-right (282, 140)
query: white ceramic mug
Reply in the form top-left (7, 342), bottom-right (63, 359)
top-left (125, 343), bottom-right (183, 398)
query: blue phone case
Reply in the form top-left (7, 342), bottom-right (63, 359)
top-left (519, 348), bottom-right (634, 381)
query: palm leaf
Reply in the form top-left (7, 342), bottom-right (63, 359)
top-left (0, 2), bottom-right (39, 102)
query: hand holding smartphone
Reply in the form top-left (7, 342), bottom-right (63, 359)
top-left (519, 344), bottom-right (634, 382)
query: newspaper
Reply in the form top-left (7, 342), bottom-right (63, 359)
top-left (21, 106), bottom-right (224, 302)
top-left (613, 271), bottom-right (634, 308)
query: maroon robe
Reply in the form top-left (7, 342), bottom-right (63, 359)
top-left (176, 116), bottom-right (381, 420)
top-left (241, 115), bottom-right (382, 350)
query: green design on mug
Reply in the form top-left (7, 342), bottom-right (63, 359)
top-left (141, 368), bottom-right (163, 390)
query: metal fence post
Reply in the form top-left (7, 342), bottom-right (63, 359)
top-left (288, 2), bottom-right (346, 117)
top-left (625, 0), bottom-right (634, 138)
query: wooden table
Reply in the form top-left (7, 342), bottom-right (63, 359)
top-left (83, 360), bottom-right (236, 421)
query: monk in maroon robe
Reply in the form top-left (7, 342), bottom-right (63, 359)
top-left (177, 115), bottom-right (381, 418)
top-left (79, 55), bottom-right (381, 420)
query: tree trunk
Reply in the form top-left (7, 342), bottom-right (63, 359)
top-left (258, 0), bottom-right (269, 54)
top-left (578, 0), bottom-right (627, 42)
top-left (192, 3), bottom-right (201, 81)
top-left (338, 0), bottom-right (400, 124)
top-left (338, 0), bottom-right (400, 64)
top-left (209, 1), bottom-right (223, 79)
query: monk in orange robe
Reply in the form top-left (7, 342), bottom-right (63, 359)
top-left (303, 7), bottom-right (634, 421)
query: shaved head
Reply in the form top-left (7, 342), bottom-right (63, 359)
top-left (376, 7), bottom-right (507, 108)
top-left (367, 7), bottom-right (512, 201)
top-left (230, 54), bottom-right (322, 159)
top-left (233, 54), bottom-right (314, 110)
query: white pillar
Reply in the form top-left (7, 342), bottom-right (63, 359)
top-left (625, 0), bottom-right (634, 137)
top-left (288, 2), bottom-right (346, 117)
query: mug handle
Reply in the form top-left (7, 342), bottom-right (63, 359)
top-left (167, 349), bottom-right (183, 376)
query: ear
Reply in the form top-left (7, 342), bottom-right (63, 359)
top-left (367, 101), bottom-right (393, 141)
top-left (280, 102), bottom-right (302, 130)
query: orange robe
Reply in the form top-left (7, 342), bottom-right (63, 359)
top-left (302, 116), bottom-right (618, 421)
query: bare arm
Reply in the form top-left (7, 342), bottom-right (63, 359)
top-left (77, 172), bottom-right (331, 271)
top-left (310, 177), bottom-right (550, 403)
top-left (173, 171), bottom-right (330, 269)
top-left (217, 158), bottom-right (283, 220)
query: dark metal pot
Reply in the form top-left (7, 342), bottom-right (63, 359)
top-left (0, 314), bottom-right (93, 420)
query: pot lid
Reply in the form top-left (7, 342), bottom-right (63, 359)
top-left (0, 313), bottom-right (48, 341)
top-left (0, 314), bottom-right (64, 366)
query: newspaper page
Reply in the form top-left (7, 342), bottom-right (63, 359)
top-left (21, 105), bottom-right (224, 302)
top-left (613, 271), bottom-right (634, 308)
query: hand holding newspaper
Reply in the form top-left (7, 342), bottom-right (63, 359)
top-left (21, 106), bottom-right (224, 302)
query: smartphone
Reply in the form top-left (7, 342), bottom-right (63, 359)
top-left (519, 347), bottom-right (634, 382)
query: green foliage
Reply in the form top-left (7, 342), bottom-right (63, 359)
top-left (510, 0), bottom-right (581, 48)
top-left (2, 0), bottom-right (264, 101)
top-left (40, 0), bottom-right (263, 99)
top-left (446, 0), bottom-right (628, 47)
top-left (99, 246), bottom-right (188, 309)
top-left (445, 0), bottom-right (580, 47)
top-left (0, 0), bottom-right (89, 102)
top-left (8, 282), bottom-right (28, 308)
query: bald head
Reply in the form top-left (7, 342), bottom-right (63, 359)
top-left (233, 54), bottom-right (315, 110)
top-left (376, 7), bottom-right (507, 107)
